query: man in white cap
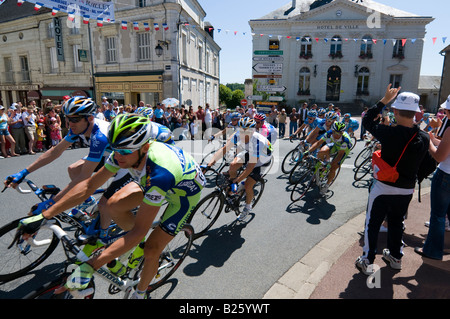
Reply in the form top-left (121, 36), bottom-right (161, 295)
top-left (355, 84), bottom-right (430, 276)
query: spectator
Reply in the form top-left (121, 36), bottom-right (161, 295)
top-left (360, 106), bottom-right (368, 140)
top-left (415, 104), bottom-right (425, 124)
top-left (153, 103), bottom-right (165, 125)
top-left (0, 106), bottom-right (18, 157)
top-left (268, 106), bottom-right (279, 128)
top-left (49, 117), bottom-right (62, 147)
top-left (278, 108), bottom-right (287, 138)
top-left (95, 105), bottom-right (106, 121)
top-left (415, 96), bottom-right (450, 260)
top-left (298, 103), bottom-right (309, 138)
top-left (356, 85), bottom-right (430, 275)
top-left (196, 106), bottom-right (205, 136)
top-left (188, 108), bottom-right (197, 140)
top-left (23, 105), bottom-right (37, 155)
top-left (36, 121), bottom-right (46, 152)
top-left (45, 106), bottom-right (61, 150)
top-left (289, 107), bottom-right (298, 136)
top-left (8, 103), bottom-right (26, 155)
top-left (103, 103), bottom-right (116, 122)
top-left (204, 104), bottom-right (212, 139)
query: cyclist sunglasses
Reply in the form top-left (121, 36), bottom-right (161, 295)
top-left (113, 148), bottom-right (135, 155)
top-left (66, 116), bottom-right (85, 123)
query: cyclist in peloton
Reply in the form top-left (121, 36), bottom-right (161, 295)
top-left (304, 121), bottom-right (352, 195)
top-left (254, 113), bottom-right (277, 147)
top-left (17, 113), bottom-right (205, 299)
top-left (341, 113), bottom-right (360, 137)
top-left (209, 111), bottom-right (241, 142)
top-left (205, 117), bottom-right (273, 221)
top-left (290, 110), bottom-right (321, 144)
top-left (135, 106), bottom-right (175, 144)
top-left (4, 97), bottom-right (111, 213)
top-left (307, 111), bottom-right (339, 145)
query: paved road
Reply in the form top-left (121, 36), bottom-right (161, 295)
top-left (0, 137), bottom-right (376, 299)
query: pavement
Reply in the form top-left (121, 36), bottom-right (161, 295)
top-left (263, 187), bottom-right (450, 299)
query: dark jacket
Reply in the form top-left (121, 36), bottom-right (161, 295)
top-left (362, 101), bottom-right (429, 189)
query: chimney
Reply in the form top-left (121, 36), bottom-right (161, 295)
top-left (284, 0), bottom-right (297, 16)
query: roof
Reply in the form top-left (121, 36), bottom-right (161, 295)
top-left (256, 0), bottom-right (424, 20)
top-left (418, 76), bottom-right (441, 90)
top-left (0, 0), bottom-right (51, 24)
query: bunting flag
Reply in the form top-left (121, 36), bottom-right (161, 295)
top-left (17, 0), bottom-right (24, 6)
top-left (154, 23), bottom-right (159, 31)
top-left (133, 22), bottom-right (139, 30)
top-left (443, 37), bottom-right (448, 44)
top-left (144, 22), bottom-right (150, 31)
top-left (163, 23), bottom-right (169, 31)
top-left (68, 11), bottom-right (75, 21)
top-left (433, 37), bottom-right (437, 45)
top-left (97, 18), bottom-right (103, 27)
top-left (121, 21), bottom-right (127, 30)
top-left (33, 2), bottom-right (42, 10)
top-left (401, 38), bottom-right (407, 46)
top-left (51, 7), bottom-right (58, 15)
top-left (83, 15), bottom-right (89, 24)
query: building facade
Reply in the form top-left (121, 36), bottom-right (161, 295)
top-left (92, 0), bottom-right (221, 108)
top-left (0, 0), bottom-right (93, 108)
top-left (249, 0), bottom-right (433, 112)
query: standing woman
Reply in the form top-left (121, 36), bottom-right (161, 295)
top-left (0, 106), bottom-right (18, 157)
top-left (415, 97), bottom-right (450, 260)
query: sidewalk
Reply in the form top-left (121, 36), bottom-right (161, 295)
top-left (264, 188), bottom-right (450, 299)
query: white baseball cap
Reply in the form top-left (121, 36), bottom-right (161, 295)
top-left (391, 92), bottom-right (421, 112)
top-left (440, 95), bottom-right (450, 110)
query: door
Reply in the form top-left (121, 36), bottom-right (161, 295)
top-left (326, 66), bottom-right (341, 101)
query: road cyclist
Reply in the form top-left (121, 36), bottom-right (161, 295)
top-left (290, 110), bottom-right (320, 144)
top-left (15, 113), bottom-right (205, 299)
top-left (135, 106), bottom-right (175, 145)
top-left (341, 113), bottom-right (359, 149)
top-left (302, 121), bottom-right (352, 195)
top-left (203, 116), bottom-right (273, 221)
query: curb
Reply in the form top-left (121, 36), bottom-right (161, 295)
top-left (263, 186), bottom-right (432, 299)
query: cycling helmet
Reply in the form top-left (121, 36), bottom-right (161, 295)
top-left (108, 114), bottom-right (154, 150)
top-left (239, 117), bottom-right (256, 129)
top-left (134, 106), bottom-right (147, 114)
top-left (318, 108), bottom-right (326, 116)
top-left (230, 112), bottom-right (241, 120)
top-left (332, 121), bottom-right (346, 132)
top-left (307, 110), bottom-right (317, 118)
top-left (254, 113), bottom-right (266, 121)
top-left (343, 113), bottom-right (351, 119)
top-left (423, 113), bottom-right (430, 118)
top-left (142, 107), bottom-right (153, 118)
top-left (325, 111), bottom-right (338, 120)
top-left (63, 97), bottom-right (97, 116)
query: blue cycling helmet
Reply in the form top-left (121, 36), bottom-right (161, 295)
top-left (231, 112), bottom-right (241, 120)
top-left (325, 111), bottom-right (338, 120)
top-left (239, 117), bottom-right (256, 128)
top-left (63, 97), bottom-right (97, 116)
top-left (344, 113), bottom-right (351, 119)
top-left (307, 110), bottom-right (317, 118)
top-left (318, 108), bottom-right (326, 115)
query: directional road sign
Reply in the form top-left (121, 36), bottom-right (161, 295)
top-left (253, 63), bottom-right (283, 73)
top-left (252, 56), bottom-right (284, 62)
top-left (254, 50), bottom-right (283, 55)
top-left (247, 95), bottom-right (263, 101)
top-left (257, 85), bottom-right (287, 93)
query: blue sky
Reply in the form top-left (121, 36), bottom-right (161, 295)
top-left (198, 0), bottom-right (450, 84)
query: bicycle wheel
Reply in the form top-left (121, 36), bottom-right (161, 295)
top-left (354, 146), bottom-right (372, 168)
top-left (200, 150), bottom-right (224, 178)
top-left (186, 191), bottom-right (224, 238)
top-left (289, 156), bottom-right (313, 185)
top-left (281, 147), bottom-right (302, 174)
top-left (350, 136), bottom-right (357, 151)
top-left (23, 273), bottom-right (95, 299)
top-left (237, 179), bottom-right (265, 214)
top-left (354, 157), bottom-right (372, 181)
top-left (147, 223), bottom-right (194, 293)
top-left (291, 172), bottom-right (315, 202)
top-left (0, 217), bottom-right (61, 283)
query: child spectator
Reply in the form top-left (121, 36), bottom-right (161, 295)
top-left (36, 121), bottom-right (46, 152)
top-left (49, 117), bottom-right (62, 147)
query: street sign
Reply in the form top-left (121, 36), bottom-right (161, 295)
top-left (253, 63), bottom-right (283, 73)
top-left (252, 56), bottom-right (284, 62)
top-left (240, 99), bottom-right (248, 107)
top-left (253, 74), bottom-right (282, 79)
top-left (257, 85), bottom-right (287, 93)
top-left (269, 96), bottom-right (284, 102)
top-left (247, 95), bottom-right (263, 101)
top-left (254, 50), bottom-right (283, 55)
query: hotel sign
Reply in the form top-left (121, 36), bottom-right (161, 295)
top-left (53, 17), bottom-right (65, 62)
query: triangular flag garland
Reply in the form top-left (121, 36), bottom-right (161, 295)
top-left (10, 1), bottom-right (449, 49)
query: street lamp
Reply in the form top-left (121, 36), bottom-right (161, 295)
top-left (155, 40), bottom-right (169, 57)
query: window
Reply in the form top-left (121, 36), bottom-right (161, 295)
top-left (138, 33), bottom-right (151, 61)
top-left (300, 36), bottom-right (312, 59)
top-left (72, 45), bottom-right (82, 72)
top-left (206, 50), bottom-right (210, 73)
top-left (4, 57), bottom-right (14, 83)
top-left (49, 47), bottom-right (58, 73)
top-left (198, 43), bottom-right (203, 70)
top-left (329, 35), bottom-right (342, 58)
top-left (106, 36), bottom-right (117, 63)
top-left (357, 67), bottom-right (370, 95)
top-left (359, 35), bottom-right (373, 59)
top-left (269, 39), bottom-right (280, 50)
top-left (298, 67), bottom-right (311, 95)
top-left (393, 39), bottom-right (405, 59)
top-left (19, 56), bottom-right (30, 82)
top-left (138, 0), bottom-right (147, 7)
top-left (47, 22), bottom-right (55, 38)
top-left (181, 33), bottom-right (187, 64)
top-left (390, 74), bottom-right (402, 88)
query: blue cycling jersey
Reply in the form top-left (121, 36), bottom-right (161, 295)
top-left (342, 119), bottom-right (359, 132)
top-left (151, 122), bottom-right (174, 144)
top-left (64, 118), bottom-right (111, 162)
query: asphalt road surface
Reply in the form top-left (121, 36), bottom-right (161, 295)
top-left (0, 137), bottom-right (392, 299)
